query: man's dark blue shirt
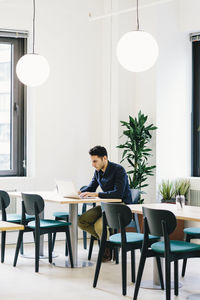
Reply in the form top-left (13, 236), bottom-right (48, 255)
top-left (81, 161), bottom-right (132, 204)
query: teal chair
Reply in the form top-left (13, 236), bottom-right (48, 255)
top-left (88, 191), bottom-right (141, 261)
top-left (13, 193), bottom-right (73, 272)
top-left (0, 190), bottom-right (34, 263)
top-left (133, 208), bottom-right (200, 300)
top-left (181, 227), bottom-right (200, 277)
top-left (93, 203), bottom-right (161, 296)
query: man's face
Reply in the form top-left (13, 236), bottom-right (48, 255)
top-left (90, 155), bottom-right (107, 171)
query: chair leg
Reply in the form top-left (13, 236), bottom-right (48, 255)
top-left (181, 235), bottom-right (191, 277)
top-left (88, 235), bottom-right (95, 260)
top-left (174, 260), bottom-right (179, 296)
top-left (13, 231), bottom-right (24, 267)
top-left (93, 241), bottom-right (106, 288)
top-left (114, 247), bottom-right (119, 264)
top-left (156, 256), bottom-right (164, 290)
top-left (121, 246), bottom-right (127, 296)
top-left (65, 237), bottom-right (69, 257)
top-left (52, 232), bottom-right (56, 252)
top-left (83, 231), bottom-right (87, 249)
top-left (165, 258), bottom-right (171, 300)
top-left (35, 230), bottom-right (40, 273)
top-left (48, 233), bottom-right (52, 263)
top-left (1, 231), bottom-right (6, 263)
top-left (65, 227), bottom-right (73, 268)
top-left (133, 251), bottom-right (147, 300)
top-left (19, 236), bottom-right (24, 255)
top-left (131, 250), bottom-right (135, 283)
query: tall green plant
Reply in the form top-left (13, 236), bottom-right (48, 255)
top-left (117, 111), bottom-right (157, 192)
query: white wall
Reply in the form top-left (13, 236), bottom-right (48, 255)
top-left (111, 0), bottom-right (193, 202)
top-left (0, 0), bottom-right (109, 196)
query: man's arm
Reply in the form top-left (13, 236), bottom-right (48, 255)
top-left (98, 167), bottom-right (126, 199)
top-left (80, 173), bottom-right (99, 193)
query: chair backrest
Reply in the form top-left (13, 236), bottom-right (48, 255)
top-left (143, 207), bottom-right (177, 236)
top-left (103, 203), bottom-right (132, 230)
top-left (0, 190), bottom-right (10, 210)
top-left (22, 193), bottom-right (44, 215)
top-left (131, 189), bottom-right (140, 204)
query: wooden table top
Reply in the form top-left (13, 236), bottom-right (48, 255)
top-left (0, 221), bottom-right (24, 231)
top-left (9, 191), bottom-right (121, 204)
top-left (128, 203), bottom-right (200, 222)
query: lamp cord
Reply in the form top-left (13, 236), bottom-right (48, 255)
top-left (33, 0), bottom-right (35, 54)
top-left (136, 0), bottom-right (139, 30)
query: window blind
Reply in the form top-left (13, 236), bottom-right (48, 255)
top-left (0, 29), bottom-right (28, 39)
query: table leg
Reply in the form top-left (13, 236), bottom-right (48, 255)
top-left (69, 203), bottom-right (78, 265)
top-left (52, 203), bottom-right (92, 268)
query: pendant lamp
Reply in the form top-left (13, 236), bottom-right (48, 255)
top-left (16, 0), bottom-right (50, 87)
top-left (116, 0), bottom-right (159, 72)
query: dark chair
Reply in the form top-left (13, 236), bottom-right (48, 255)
top-left (133, 207), bottom-right (200, 300)
top-left (13, 193), bottom-right (73, 272)
top-left (88, 192), bottom-right (141, 261)
top-left (181, 227), bottom-right (200, 277)
top-left (0, 190), bottom-right (34, 263)
top-left (93, 203), bottom-right (161, 296)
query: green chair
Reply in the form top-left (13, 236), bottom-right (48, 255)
top-left (52, 185), bottom-right (95, 252)
top-left (181, 227), bottom-right (200, 277)
top-left (0, 190), bottom-right (34, 263)
top-left (93, 203), bottom-right (161, 296)
top-left (13, 193), bottom-right (73, 272)
top-left (88, 191), bottom-right (141, 262)
top-left (133, 207), bottom-right (200, 300)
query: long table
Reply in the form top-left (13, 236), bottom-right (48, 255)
top-left (128, 203), bottom-right (200, 299)
top-left (0, 221), bottom-right (24, 231)
top-left (9, 191), bottom-right (121, 267)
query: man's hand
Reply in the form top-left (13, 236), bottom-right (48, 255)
top-left (79, 192), bottom-right (98, 198)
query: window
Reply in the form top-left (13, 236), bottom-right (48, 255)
top-left (0, 37), bottom-right (26, 176)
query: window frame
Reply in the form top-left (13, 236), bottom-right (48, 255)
top-left (0, 37), bottom-right (26, 176)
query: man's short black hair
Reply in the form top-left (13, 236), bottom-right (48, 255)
top-left (89, 145), bottom-right (108, 157)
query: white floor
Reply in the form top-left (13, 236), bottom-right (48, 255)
top-left (1, 239), bottom-right (200, 300)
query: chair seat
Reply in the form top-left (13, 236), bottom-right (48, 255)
top-left (109, 232), bottom-right (159, 244)
top-left (1, 213), bottom-right (34, 223)
top-left (151, 240), bottom-right (200, 254)
top-left (28, 219), bottom-right (71, 229)
top-left (53, 212), bottom-right (81, 218)
top-left (184, 227), bottom-right (200, 235)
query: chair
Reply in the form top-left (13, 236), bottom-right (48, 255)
top-left (181, 227), bottom-right (200, 277)
top-left (93, 203), bottom-right (161, 296)
top-left (133, 207), bottom-right (200, 300)
top-left (88, 192), bottom-right (141, 261)
top-left (13, 193), bottom-right (73, 272)
top-left (0, 190), bottom-right (34, 263)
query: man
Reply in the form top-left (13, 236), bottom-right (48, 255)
top-left (78, 145), bottom-right (132, 259)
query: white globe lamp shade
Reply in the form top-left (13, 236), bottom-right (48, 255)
top-left (116, 31), bottom-right (159, 72)
top-left (16, 54), bottom-right (50, 87)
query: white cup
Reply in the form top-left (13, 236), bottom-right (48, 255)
top-left (176, 195), bottom-right (185, 209)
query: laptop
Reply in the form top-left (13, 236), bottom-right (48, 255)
top-left (55, 180), bottom-right (98, 199)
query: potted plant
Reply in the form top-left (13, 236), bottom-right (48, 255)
top-left (117, 111), bottom-right (157, 204)
top-left (159, 180), bottom-right (175, 203)
top-left (174, 179), bottom-right (190, 202)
